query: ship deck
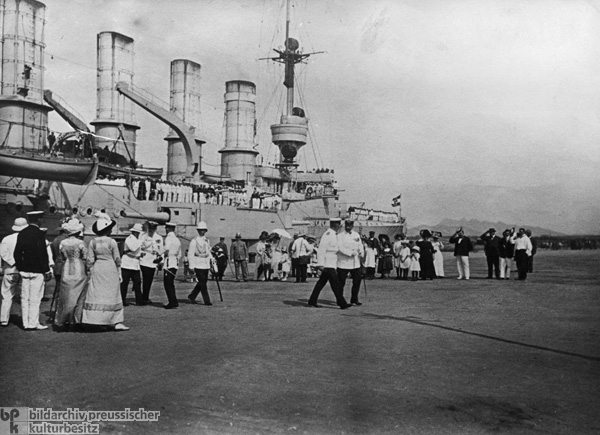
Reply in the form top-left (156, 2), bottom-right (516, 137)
top-left (1, 250), bottom-right (599, 434)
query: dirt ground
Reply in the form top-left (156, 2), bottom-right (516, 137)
top-left (1, 250), bottom-right (599, 435)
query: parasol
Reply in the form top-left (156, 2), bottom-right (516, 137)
top-left (271, 228), bottom-right (293, 239)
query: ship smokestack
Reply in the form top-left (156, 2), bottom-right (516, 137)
top-left (164, 59), bottom-right (203, 182)
top-left (90, 32), bottom-right (140, 162)
top-left (219, 80), bottom-right (258, 184)
top-left (0, 0), bottom-right (51, 151)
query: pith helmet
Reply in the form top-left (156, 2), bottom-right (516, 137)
top-left (130, 223), bottom-right (144, 233)
top-left (196, 221), bottom-right (208, 230)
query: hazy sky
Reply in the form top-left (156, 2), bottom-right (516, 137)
top-left (43, 0), bottom-right (600, 233)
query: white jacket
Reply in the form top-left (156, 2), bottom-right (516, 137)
top-left (164, 232), bottom-right (182, 269)
top-left (121, 234), bottom-right (142, 271)
top-left (337, 230), bottom-right (364, 269)
top-left (291, 237), bottom-right (311, 259)
top-left (139, 232), bottom-right (164, 269)
top-left (188, 235), bottom-right (211, 269)
top-left (316, 229), bottom-right (339, 268)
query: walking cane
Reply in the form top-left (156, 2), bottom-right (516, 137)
top-left (362, 276), bottom-right (368, 300)
top-left (212, 269), bottom-right (224, 302)
top-left (210, 258), bottom-right (224, 302)
top-left (228, 258), bottom-right (237, 279)
top-left (48, 272), bottom-right (60, 320)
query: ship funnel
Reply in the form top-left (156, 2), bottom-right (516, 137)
top-left (219, 80), bottom-right (258, 183)
top-left (90, 32), bottom-right (140, 162)
top-left (164, 59), bottom-right (203, 182)
top-left (0, 0), bottom-right (51, 151)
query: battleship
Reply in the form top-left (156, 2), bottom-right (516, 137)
top-left (0, 0), bottom-right (404, 250)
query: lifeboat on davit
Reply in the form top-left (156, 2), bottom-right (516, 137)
top-left (0, 148), bottom-right (97, 185)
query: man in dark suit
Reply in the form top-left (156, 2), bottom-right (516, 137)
top-left (211, 237), bottom-right (228, 281)
top-left (14, 211), bottom-right (52, 330)
top-left (480, 228), bottom-right (501, 279)
top-left (449, 227), bottom-right (473, 280)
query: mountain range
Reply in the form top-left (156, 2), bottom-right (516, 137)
top-left (408, 218), bottom-right (565, 238)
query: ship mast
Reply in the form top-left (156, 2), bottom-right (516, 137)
top-left (262, 0), bottom-right (323, 167)
top-left (284, 0), bottom-right (293, 116)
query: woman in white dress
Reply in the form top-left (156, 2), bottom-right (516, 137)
top-left (76, 213), bottom-right (129, 331)
top-left (54, 218), bottom-right (87, 330)
top-left (432, 234), bottom-right (445, 278)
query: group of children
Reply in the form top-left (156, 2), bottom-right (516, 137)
top-left (392, 235), bottom-right (445, 281)
top-left (259, 244), bottom-right (291, 281)
top-left (385, 239), bottom-right (421, 280)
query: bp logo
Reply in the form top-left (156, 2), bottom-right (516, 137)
top-left (0, 408), bottom-right (28, 435)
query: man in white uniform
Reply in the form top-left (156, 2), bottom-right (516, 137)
top-left (0, 217), bottom-right (28, 326)
top-left (307, 218), bottom-right (351, 309)
top-left (163, 222), bottom-right (182, 309)
top-left (138, 221), bottom-right (164, 305)
top-left (187, 221), bottom-right (213, 306)
top-left (121, 223), bottom-right (143, 306)
top-left (337, 220), bottom-right (365, 306)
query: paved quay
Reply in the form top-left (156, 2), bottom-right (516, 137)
top-left (1, 250), bottom-right (599, 434)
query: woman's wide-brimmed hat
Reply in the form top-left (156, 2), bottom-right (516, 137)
top-left (64, 218), bottom-right (84, 236)
top-left (92, 212), bottom-right (116, 235)
top-left (420, 229), bottom-right (432, 238)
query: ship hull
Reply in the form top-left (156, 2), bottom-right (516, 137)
top-left (0, 181), bottom-right (404, 250)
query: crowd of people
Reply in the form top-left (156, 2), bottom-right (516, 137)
top-left (301, 183), bottom-right (337, 198)
top-left (0, 211), bottom-right (129, 331)
top-left (347, 206), bottom-right (399, 223)
top-left (96, 176), bottom-right (286, 211)
top-left (0, 211), bottom-right (540, 331)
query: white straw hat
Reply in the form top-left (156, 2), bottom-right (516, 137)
top-left (11, 217), bottom-right (28, 232)
top-left (63, 218), bottom-right (84, 236)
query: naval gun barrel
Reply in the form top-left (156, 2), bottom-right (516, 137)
top-left (120, 211), bottom-right (170, 223)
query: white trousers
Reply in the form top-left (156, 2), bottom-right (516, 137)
top-left (1, 268), bottom-right (21, 323)
top-left (19, 272), bottom-right (45, 329)
top-left (500, 257), bottom-right (512, 279)
top-left (456, 256), bottom-right (470, 279)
